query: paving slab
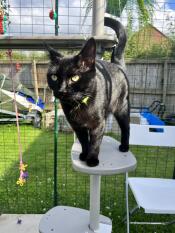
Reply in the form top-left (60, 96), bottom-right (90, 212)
top-left (0, 214), bottom-right (42, 233)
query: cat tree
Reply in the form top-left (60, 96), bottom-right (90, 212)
top-left (39, 136), bottom-right (136, 233)
top-left (39, 2), bottom-right (136, 232)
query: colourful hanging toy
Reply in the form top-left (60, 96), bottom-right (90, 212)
top-left (49, 0), bottom-right (57, 20)
top-left (49, 9), bottom-right (57, 20)
top-left (0, 9), bottom-right (4, 34)
top-left (6, 49), bottom-right (29, 187)
top-left (0, 0), bottom-right (10, 35)
top-left (16, 163), bottom-right (29, 186)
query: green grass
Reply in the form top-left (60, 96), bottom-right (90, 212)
top-left (0, 124), bottom-right (175, 232)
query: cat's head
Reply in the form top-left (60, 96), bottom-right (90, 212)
top-left (46, 38), bottom-right (96, 104)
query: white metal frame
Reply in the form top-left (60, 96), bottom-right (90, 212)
top-left (126, 124), bottom-right (175, 233)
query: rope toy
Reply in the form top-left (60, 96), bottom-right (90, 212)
top-left (6, 49), bottom-right (29, 186)
top-left (16, 63), bottom-right (21, 72)
top-left (16, 163), bottom-right (29, 186)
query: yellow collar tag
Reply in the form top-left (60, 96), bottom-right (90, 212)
top-left (81, 96), bottom-right (89, 105)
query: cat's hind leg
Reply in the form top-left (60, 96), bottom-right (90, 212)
top-left (114, 111), bottom-right (130, 152)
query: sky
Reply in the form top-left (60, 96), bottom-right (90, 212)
top-left (5, 0), bottom-right (175, 36)
top-left (7, 0), bottom-right (90, 35)
top-left (120, 0), bottom-right (175, 35)
top-left (167, 0), bottom-right (175, 10)
top-left (153, 0), bottom-right (175, 34)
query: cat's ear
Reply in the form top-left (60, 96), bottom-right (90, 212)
top-left (77, 37), bottom-right (96, 70)
top-left (44, 43), bottom-right (63, 62)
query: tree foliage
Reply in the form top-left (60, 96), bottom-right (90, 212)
top-left (125, 39), bottom-right (175, 59)
top-left (84, 0), bottom-right (153, 25)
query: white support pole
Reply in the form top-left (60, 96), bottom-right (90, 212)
top-left (89, 175), bottom-right (101, 231)
top-left (125, 172), bottom-right (130, 233)
top-left (92, 0), bottom-right (105, 36)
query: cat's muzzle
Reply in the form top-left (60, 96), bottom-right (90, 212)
top-left (54, 91), bottom-right (67, 99)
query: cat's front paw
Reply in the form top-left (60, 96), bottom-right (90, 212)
top-left (86, 157), bottom-right (99, 167)
top-left (79, 152), bottom-right (87, 161)
top-left (119, 144), bottom-right (129, 152)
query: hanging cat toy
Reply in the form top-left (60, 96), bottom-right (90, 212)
top-left (0, 0), bottom-right (10, 34)
top-left (49, 0), bottom-right (58, 20)
top-left (6, 50), bottom-right (29, 186)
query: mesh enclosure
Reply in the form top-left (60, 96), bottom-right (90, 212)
top-left (6, 0), bottom-right (92, 36)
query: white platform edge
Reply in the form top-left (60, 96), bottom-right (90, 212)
top-left (71, 136), bottom-right (137, 175)
top-left (0, 214), bottom-right (42, 233)
top-left (39, 206), bottom-right (112, 233)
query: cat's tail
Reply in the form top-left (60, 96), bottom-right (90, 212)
top-left (104, 17), bottom-right (127, 68)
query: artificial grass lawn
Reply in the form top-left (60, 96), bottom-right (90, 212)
top-left (0, 124), bottom-right (175, 233)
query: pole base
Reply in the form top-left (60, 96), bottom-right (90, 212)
top-left (39, 206), bottom-right (112, 233)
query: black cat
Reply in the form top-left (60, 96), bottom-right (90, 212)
top-left (46, 17), bottom-right (129, 167)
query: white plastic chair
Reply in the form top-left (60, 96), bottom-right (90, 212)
top-left (126, 124), bottom-right (175, 233)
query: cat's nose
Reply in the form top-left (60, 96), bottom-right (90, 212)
top-left (58, 91), bottom-right (66, 95)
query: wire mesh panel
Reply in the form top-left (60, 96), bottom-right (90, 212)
top-left (6, 0), bottom-right (92, 36)
top-left (0, 1), bottom-right (175, 233)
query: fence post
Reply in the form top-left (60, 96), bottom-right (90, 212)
top-left (54, 97), bottom-right (58, 206)
top-left (53, 0), bottom-right (59, 207)
top-left (55, 0), bottom-right (59, 36)
top-left (162, 60), bottom-right (168, 105)
top-left (32, 59), bottom-right (39, 101)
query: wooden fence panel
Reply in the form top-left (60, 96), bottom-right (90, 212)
top-left (0, 60), bottom-right (175, 113)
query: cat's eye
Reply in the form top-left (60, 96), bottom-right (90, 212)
top-left (51, 75), bottom-right (57, 81)
top-left (71, 75), bottom-right (80, 82)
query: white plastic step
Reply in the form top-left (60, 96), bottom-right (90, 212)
top-left (71, 136), bottom-right (137, 175)
top-left (39, 206), bottom-right (112, 233)
top-left (0, 214), bottom-right (42, 233)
